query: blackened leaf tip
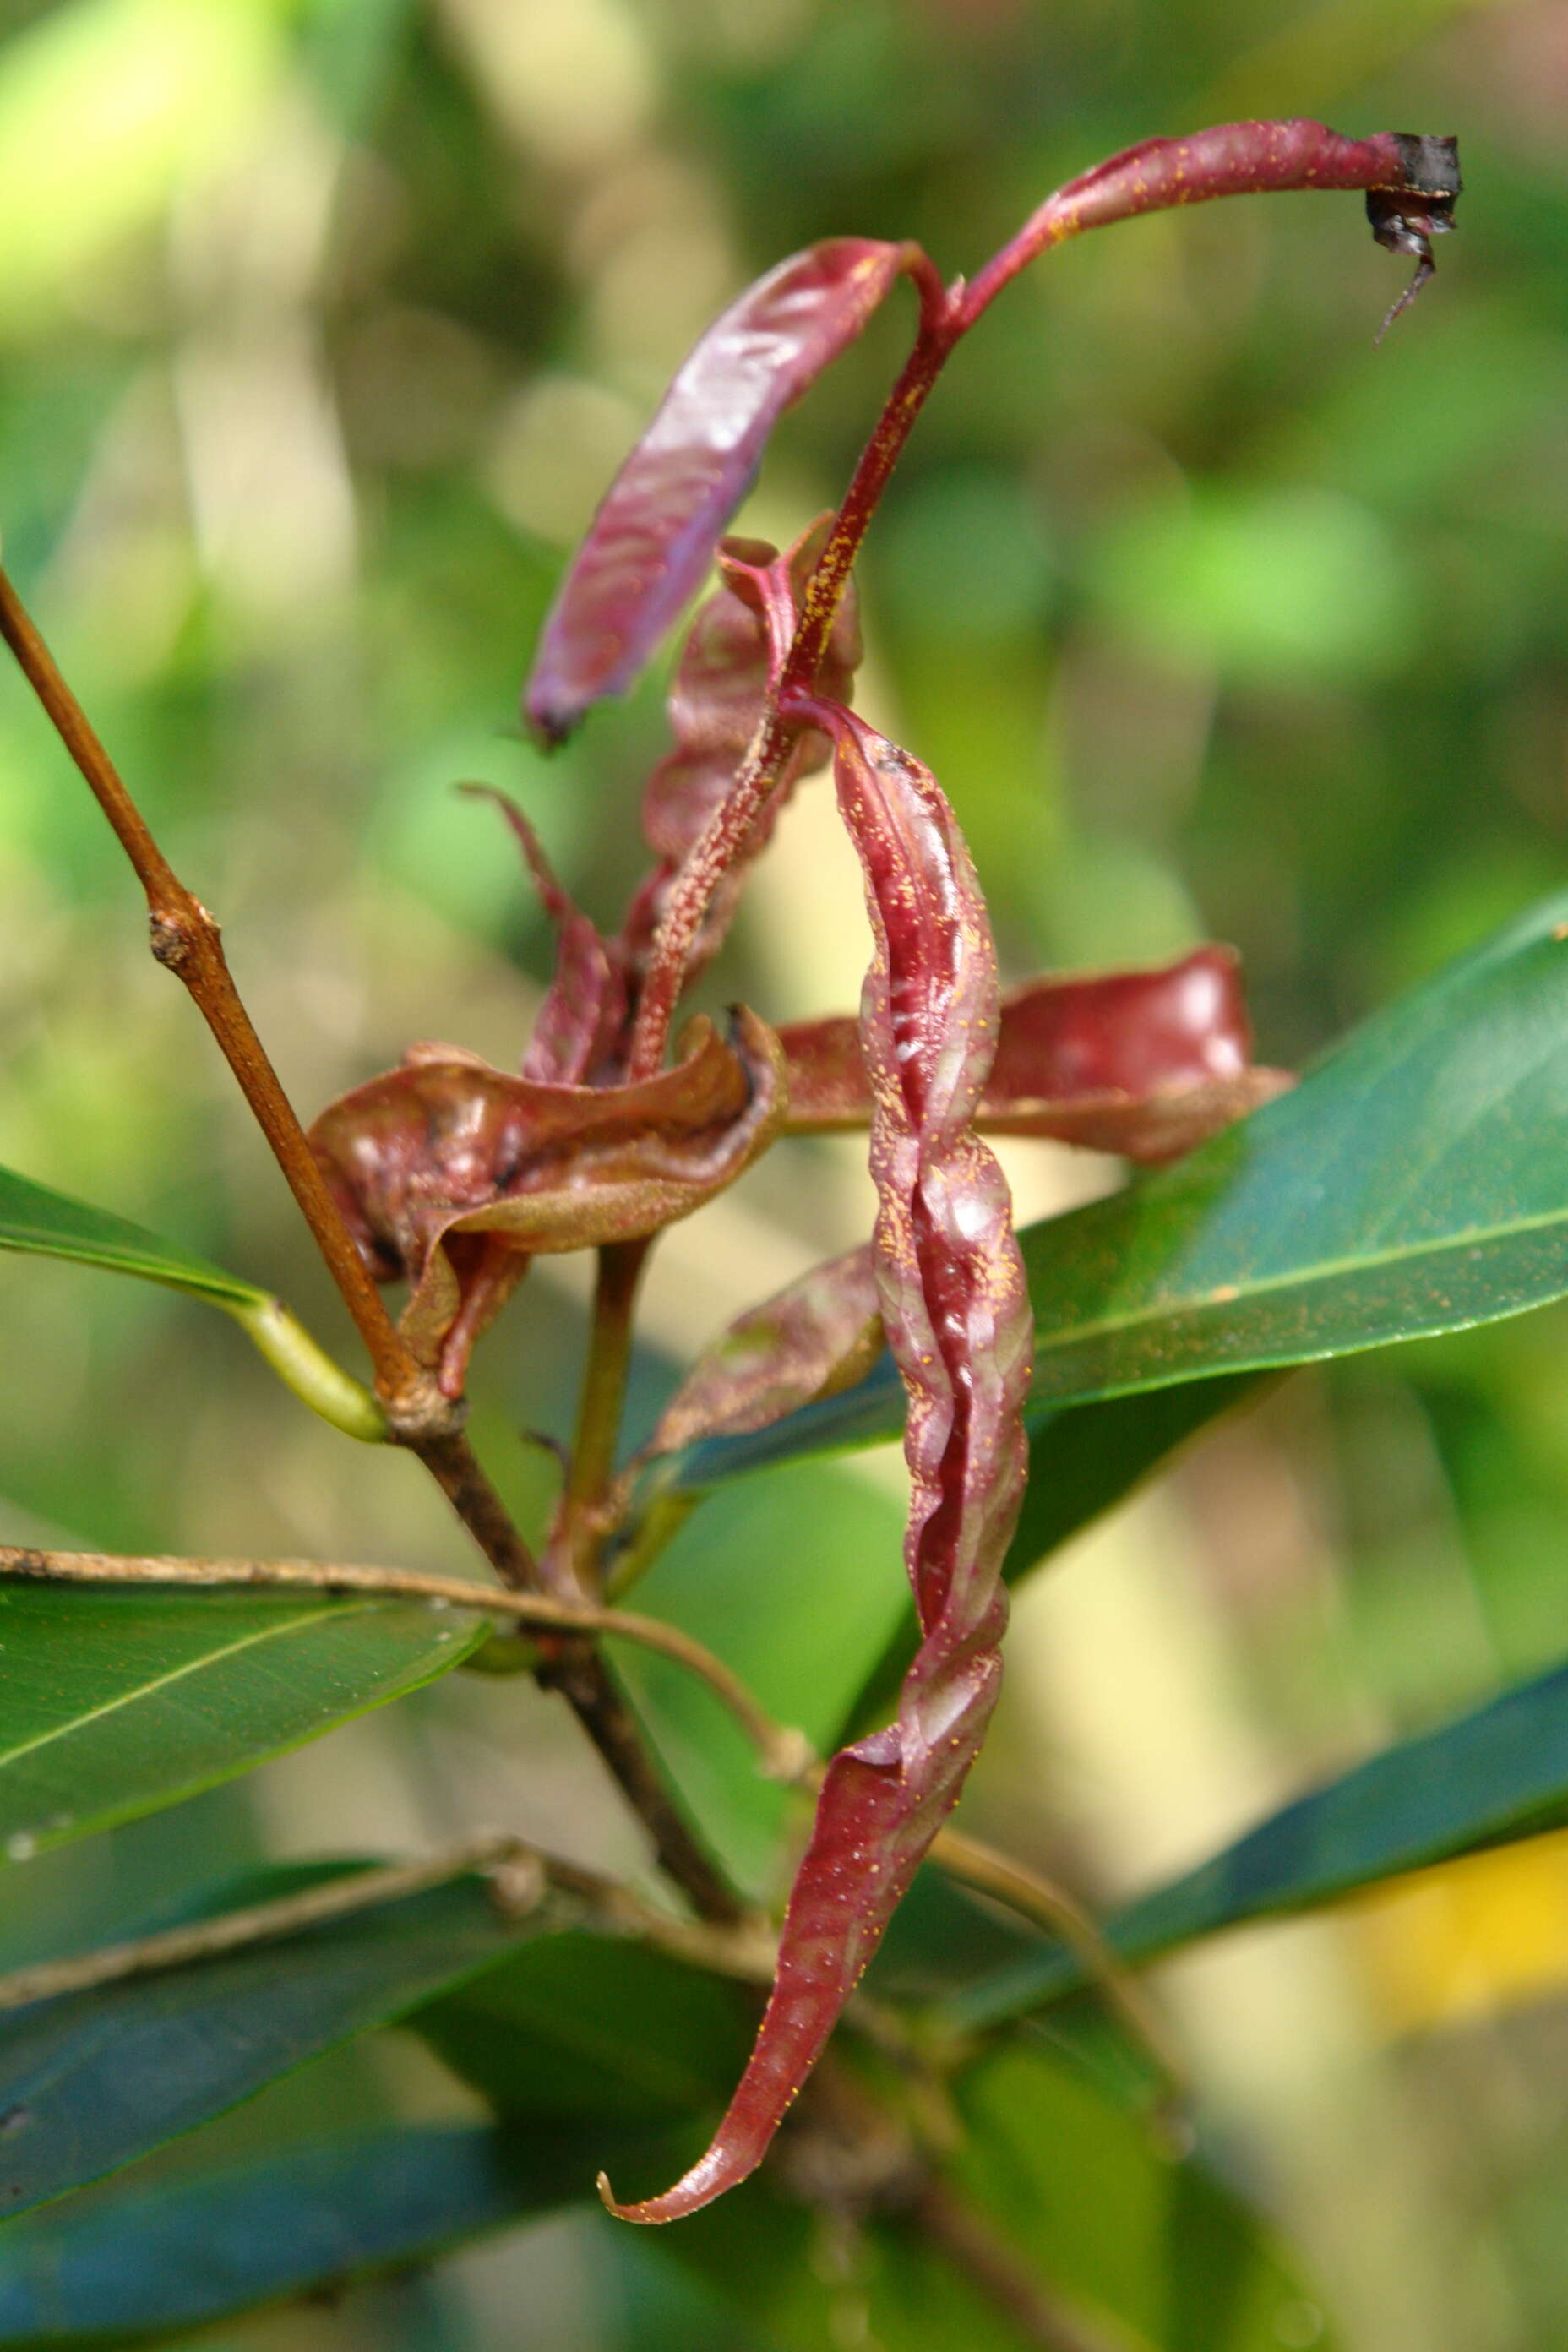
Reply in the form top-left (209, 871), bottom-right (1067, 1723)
top-left (1389, 132), bottom-right (1462, 199)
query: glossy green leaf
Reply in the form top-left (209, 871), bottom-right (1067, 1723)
top-left (0, 1164), bottom-right (260, 1306)
top-left (947, 1650), bottom-right (1568, 2034)
top-left (0, 1166), bottom-right (386, 1439)
top-left (0, 1583), bottom-right (484, 1864)
top-left (0, 2122), bottom-right (690, 2348)
top-left (415, 1930), bottom-right (758, 2123)
top-left (0, 1866), bottom-right (553, 2220)
top-left (664, 2038), bottom-right (1337, 2352)
top-left (651, 888), bottom-right (1568, 1486)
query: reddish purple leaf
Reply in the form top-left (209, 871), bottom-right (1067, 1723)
top-left (524, 240), bottom-right (910, 745)
top-left (605, 710), bottom-right (1031, 2224)
top-left (778, 948), bottom-right (1292, 1161)
top-left (963, 121), bottom-right (1460, 326)
top-left (308, 1011), bottom-right (785, 1396)
top-left (646, 1243), bottom-right (881, 1460)
top-left (461, 786), bottom-right (627, 1085)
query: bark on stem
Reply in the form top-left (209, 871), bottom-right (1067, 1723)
top-left (0, 565), bottom-right (749, 1923)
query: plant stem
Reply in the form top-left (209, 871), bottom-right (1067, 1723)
top-left (0, 1546), bottom-right (813, 1785)
top-left (0, 1831), bottom-right (776, 2016)
top-left (912, 2183), bottom-right (1122, 2352)
top-left (0, 564), bottom-right (443, 1432)
top-left (0, 565), bottom-right (749, 1925)
top-left (562, 1239), bottom-right (649, 1585)
top-left (625, 308), bottom-right (961, 1081)
top-left (926, 1822), bottom-right (1186, 2115)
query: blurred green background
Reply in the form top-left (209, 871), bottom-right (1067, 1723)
top-left (3, 0), bottom-right (1568, 2344)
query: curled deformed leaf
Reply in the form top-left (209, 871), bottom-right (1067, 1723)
top-left (646, 1244), bottom-right (881, 1460)
top-left (524, 240), bottom-right (910, 744)
top-left (606, 710), bottom-right (1031, 2224)
top-left (968, 119), bottom-right (1462, 335)
top-left (461, 786), bottom-right (626, 1086)
top-left (309, 1012), bottom-right (786, 1394)
top-left (780, 947), bottom-right (1291, 1161)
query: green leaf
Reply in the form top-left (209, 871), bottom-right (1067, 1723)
top-left (0, 2121), bottom-right (689, 2347)
top-left (0, 1583), bottom-right (485, 1864)
top-left (0, 1163), bottom-right (385, 1439)
top-left (0, 1163), bottom-right (260, 1306)
top-left (0, 1866), bottom-right (553, 2220)
top-left (663, 2039), bottom-right (1337, 2352)
top-left (945, 2039), bottom-right (1340, 2352)
top-left (652, 887), bottom-right (1568, 1485)
top-left (946, 1649), bottom-right (1568, 2035)
top-left (414, 1932), bottom-right (758, 2124)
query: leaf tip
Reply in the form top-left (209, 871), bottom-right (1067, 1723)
top-left (522, 682), bottom-right (577, 753)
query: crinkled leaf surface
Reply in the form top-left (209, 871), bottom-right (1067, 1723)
top-left (949, 1647), bottom-right (1568, 2034)
top-left (652, 890), bottom-right (1568, 1488)
top-left (608, 712), bottom-right (1032, 2221)
top-left (0, 1865), bottom-right (551, 2219)
top-left (0, 2122), bottom-right (689, 2349)
top-left (0, 1163), bottom-right (261, 1309)
top-left (523, 239), bottom-right (906, 741)
top-left (0, 1582), bottom-right (484, 1865)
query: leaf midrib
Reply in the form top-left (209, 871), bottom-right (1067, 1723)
top-left (1031, 1194), bottom-right (1568, 1369)
top-left (0, 1594), bottom-right (449, 1775)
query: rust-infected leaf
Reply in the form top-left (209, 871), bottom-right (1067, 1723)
top-left (460, 786), bottom-right (627, 1086)
top-left (780, 948), bottom-right (1291, 1161)
top-left (309, 1012), bottom-right (786, 1396)
top-left (966, 120), bottom-right (1461, 335)
top-left (618, 520), bottom-right (863, 994)
top-left (646, 1244), bottom-right (881, 1460)
top-left (606, 710), bottom-right (1031, 2224)
top-left (524, 240), bottom-right (907, 745)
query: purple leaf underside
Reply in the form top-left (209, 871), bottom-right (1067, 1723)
top-left (525, 240), bottom-right (910, 745)
top-left (780, 947), bottom-right (1291, 1160)
top-left (308, 1012), bottom-right (785, 1395)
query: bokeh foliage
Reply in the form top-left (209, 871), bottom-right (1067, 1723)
top-left (3, 0), bottom-right (1568, 2344)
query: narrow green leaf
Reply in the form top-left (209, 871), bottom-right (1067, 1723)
top-left (946, 1651), bottom-right (1568, 2034)
top-left (0, 1163), bottom-right (385, 1440)
top-left (0, 2121), bottom-right (690, 2347)
top-left (651, 888), bottom-right (1568, 1487)
top-left (0, 1584), bottom-right (485, 1864)
top-left (0, 1866), bottom-right (552, 2219)
top-left (0, 1164), bottom-right (259, 1305)
top-left (663, 2039), bottom-right (1337, 2352)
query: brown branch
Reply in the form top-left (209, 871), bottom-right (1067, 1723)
top-left (0, 565), bottom-right (753, 1925)
top-left (0, 1829), bottom-right (776, 2017)
top-left (0, 1547), bottom-right (814, 1786)
top-left (0, 564), bottom-right (446, 1431)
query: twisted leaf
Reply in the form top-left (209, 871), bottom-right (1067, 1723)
top-left (524, 240), bottom-right (910, 743)
top-left (780, 946), bottom-right (1289, 1160)
top-left (607, 710), bottom-right (1031, 2221)
top-left (309, 1010), bottom-right (786, 1393)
